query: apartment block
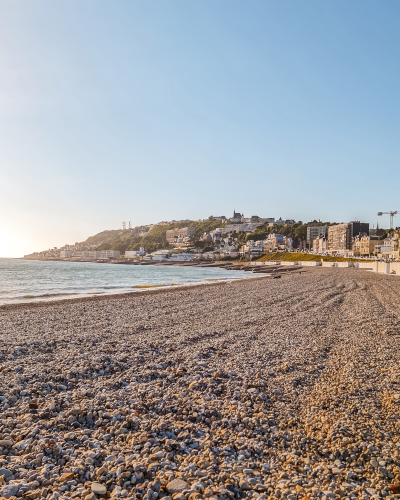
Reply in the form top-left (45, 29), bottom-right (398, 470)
top-left (99, 250), bottom-right (120, 259)
top-left (328, 222), bottom-right (369, 254)
top-left (307, 225), bottom-right (328, 244)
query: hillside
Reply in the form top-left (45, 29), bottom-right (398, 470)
top-left (84, 220), bottom-right (225, 254)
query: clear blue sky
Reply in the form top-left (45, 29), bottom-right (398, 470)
top-left (1, 1), bottom-right (399, 257)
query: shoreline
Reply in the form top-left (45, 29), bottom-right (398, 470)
top-left (0, 271), bottom-right (272, 311)
top-left (0, 268), bottom-right (399, 500)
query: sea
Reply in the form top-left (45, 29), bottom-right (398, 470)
top-left (0, 259), bottom-right (248, 304)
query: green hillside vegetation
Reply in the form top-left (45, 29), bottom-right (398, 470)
top-left (245, 223), bottom-right (308, 243)
top-left (85, 220), bottom-right (225, 254)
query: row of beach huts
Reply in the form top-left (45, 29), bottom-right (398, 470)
top-left (249, 260), bottom-right (400, 275)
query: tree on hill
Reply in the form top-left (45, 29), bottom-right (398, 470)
top-left (85, 220), bottom-right (225, 254)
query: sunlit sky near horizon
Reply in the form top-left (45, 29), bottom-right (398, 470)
top-left (1, 1), bottom-right (400, 257)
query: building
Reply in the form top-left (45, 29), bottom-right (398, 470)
top-left (169, 253), bottom-right (194, 261)
top-left (60, 250), bottom-right (73, 258)
top-left (313, 235), bottom-right (329, 254)
top-left (328, 222), bottom-right (369, 255)
top-left (166, 227), bottom-right (196, 243)
top-left (241, 240), bottom-right (265, 257)
top-left (259, 218), bottom-right (275, 224)
top-left (352, 234), bottom-right (382, 257)
top-left (223, 223), bottom-right (262, 233)
top-left (152, 254), bottom-right (168, 261)
top-left (99, 250), bottom-right (120, 259)
top-left (307, 226), bottom-right (328, 244)
top-left (374, 230), bottom-right (400, 259)
top-left (231, 210), bottom-right (244, 222)
top-left (125, 247), bottom-right (145, 258)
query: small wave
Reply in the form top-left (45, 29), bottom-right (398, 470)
top-left (87, 292), bottom-right (104, 294)
top-left (132, 284), bottom-right (167, 289)
top-left (22, 292), bottom-right (72, 299)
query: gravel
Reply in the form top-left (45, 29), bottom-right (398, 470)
top-left (0, 268), bottom-right (399, 500)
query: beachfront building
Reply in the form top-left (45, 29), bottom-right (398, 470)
top-left (60, 250), bottom-right (73, 258)
top-left (241, 240), bottom-right (265, 257)
top-left (125, 247), bottom-right (145, 259)
top-left (166, 227), bottom-right (196, 244)
top-left (99, 250), bottom-right (120, 259)
top-left (327, 222), bottom-right (369, 256)
top-left (374, 230), bottom-right (400, 259)
top-left (352, 234), bottom-right (382, 257)
top-left (169, 253), bottom-right (194, 261)
top-left (82, 251), bottom-right (102, 259)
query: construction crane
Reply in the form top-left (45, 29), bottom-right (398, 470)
top-left (377, 211), bottom-right (399, 229)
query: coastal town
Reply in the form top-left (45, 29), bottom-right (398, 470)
top-left (23, 210), bottom-right (400, 264)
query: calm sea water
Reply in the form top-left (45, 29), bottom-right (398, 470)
top-left (0, 259), bottom-right (247, 304)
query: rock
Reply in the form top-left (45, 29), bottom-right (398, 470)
top-left (195, 471), bottom-right (208, 477)
top-left (0, 469), bottom-right (13, 479)
top-left (389, 485), bottom-right (400, 494)
top-left (239, 481), bottom-right (251, 490)
top-left (167, 479), bottom-right (190, 494)
top-left (188, 493), bottom-right (202, 500)
top-left (0, 483), bottom-right (20, 498)
top-left (84, 493), bottom-right (97, 500)
top-left (110, 486), bottom-right (121, 497)
top-left (0, 440), bottom-right (13, 447)
top-left (91, 482), bottom-right (107, 495)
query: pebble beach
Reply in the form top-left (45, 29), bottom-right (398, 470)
top-left (0, 268), bottom-right (400, 500)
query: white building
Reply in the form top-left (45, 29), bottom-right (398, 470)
top-left (125, 247), bottom-right (145, 258)
top-left (80, 251), bottom-right (102, 259)
top-left (60, 250), bottom-right (73, 258)
top-left (152, 254), bottom-right (168, 261)
top-left (223, 223), bottom-right (262, 233)
top-left (169, 253), bottom-right (194, 261)
top-left (99, 250), bottom-right (120, 259)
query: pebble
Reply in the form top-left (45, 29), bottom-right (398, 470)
top-left (91, 482), bottom-right (107, 495)
top-left (0, 269), bottom-right (399, 500)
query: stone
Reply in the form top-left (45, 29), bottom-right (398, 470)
top-left (84, 493), bottom-right (97, 500)
top-left (0, 484), bottom-right (20, 498)
top-left (167, 479), bottom-right (190, 494)
top-left (91, 482), bottom-right (107, 495)
top-left (0, 440), bottom-right (13, 447)
top-left (188, 493), bottom-right (202, 500)
top-left (0, 469), bottom-right (13, 479)
top-left (239, 481), bottom-right (251, 491)
top-left (60, 473), bottom-right (75, 482)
